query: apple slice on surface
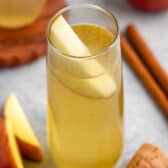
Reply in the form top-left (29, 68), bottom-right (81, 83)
top-left (0, 118), bottom-right (24, 168)
top-left (4, 94), bottom-right (43, 161)
top-left (50, 15), bottom-right (116, 98)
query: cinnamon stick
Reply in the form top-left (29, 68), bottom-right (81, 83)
top-left (127, 143), bottom-right (168, 168)
top-left (120, 35), bottom-right (168, 116)
top-left (126, 24), bottom-right (168, 95)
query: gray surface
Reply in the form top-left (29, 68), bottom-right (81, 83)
top-left (0, 0), bottom-right (168, 167)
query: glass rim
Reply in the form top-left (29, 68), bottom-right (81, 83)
top-left (46, 4), bottom-right (119, 60)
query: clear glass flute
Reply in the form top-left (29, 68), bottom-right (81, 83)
top-left (47, 4), bottom-right (124, 168)
top-left (0, 0), bottom-right (46, 28)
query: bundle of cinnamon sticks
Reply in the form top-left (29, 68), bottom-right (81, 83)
top-left (121, 24), bottom-right (168, 116)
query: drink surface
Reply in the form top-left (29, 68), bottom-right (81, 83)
top-left (47, 24), bottom-right (123, 168)
top-left (0, 0), bottom-right (46, 28)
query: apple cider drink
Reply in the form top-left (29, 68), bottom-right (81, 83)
top-left (47, 5), bottom-right (124, 168)
top-left (0, 0), bottom-right (46, 28)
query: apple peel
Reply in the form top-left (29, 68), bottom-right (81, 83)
top-left (4, 94), bottom-right (43, 161)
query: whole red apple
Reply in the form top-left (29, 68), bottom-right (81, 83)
top-left (129, 0), bottom-right (168, 11)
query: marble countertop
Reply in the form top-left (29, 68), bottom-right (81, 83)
top-left (0, 0), bottom-right (168, 167)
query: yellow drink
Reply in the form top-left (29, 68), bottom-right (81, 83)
top-left (0, 0), bottom-right (46, 28)
top-left (47, 23), bottom-right (124, 168)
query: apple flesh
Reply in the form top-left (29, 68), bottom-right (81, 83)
top-left (4, 94), bottom-right (43, 161)
top-left (50, 15), bottom-right (116, 98)
top-left (129, 0), bottom-right (168, 11)
top-left (0, 118), bottom-right (24, 168)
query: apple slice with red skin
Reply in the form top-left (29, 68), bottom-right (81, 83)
top-left (4, 94), bottom-right (43, 161)
top-left (0, 118), bottom-right (24, 168)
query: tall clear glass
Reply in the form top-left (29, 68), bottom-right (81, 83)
top-left (0, 0), bottom-right (46, 28)
top-left (47, 4), bottom-right (124, 168)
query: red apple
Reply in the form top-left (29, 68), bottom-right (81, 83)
top-left (129, 0), bottom-right (168, 11)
